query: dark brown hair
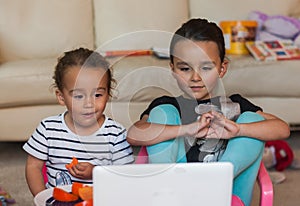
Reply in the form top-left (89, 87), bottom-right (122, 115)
top-left (170, 18), bottom-right (226, 63)
top-left (53, 48), bottom-right (115, 96)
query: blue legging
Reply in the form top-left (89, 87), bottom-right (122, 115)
top-left (146, 104), bottom-right (264, 206)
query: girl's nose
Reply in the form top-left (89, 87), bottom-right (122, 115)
top-left (84, 97), bottom-right (94, 107)
top-left (191, 70), bottom-right (202, 81)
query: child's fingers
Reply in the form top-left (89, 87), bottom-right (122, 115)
top-left (74, 163), bottom-right (85, 171)
top-left (200, 112), bottom-right (214, 120)
top-left (69, 166), bottom-right (84, 178)
top-left (205, 128), bottom-right (219, 139)
top-left (210, 110), bottom-right (225, 120)
top-left (67, 166), bottom-right (76, 177)
top-left (198, 113), bottom-right (213, 125)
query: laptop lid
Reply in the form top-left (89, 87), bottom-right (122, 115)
top-left (93, 162), bottom-right (233, 206)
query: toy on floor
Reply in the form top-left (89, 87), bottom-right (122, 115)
top-left (0, 187), bottom-right (16, 205)
top-left (262, 140), bottom-right (300, 184)
top-left (263, 140), bottom-right (294, 171)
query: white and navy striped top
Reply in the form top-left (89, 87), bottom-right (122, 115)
top-left (23, 112), bottom-right (134, 187)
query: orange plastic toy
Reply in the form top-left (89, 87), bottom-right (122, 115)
top-left (78, 186), bottom-right (93, 201)
top-left (72, 182), bottom-right (84, 196)
top-left (53, 187), bottom-right (79, 202)
top-left (65, 157), bottom-right (79, 169)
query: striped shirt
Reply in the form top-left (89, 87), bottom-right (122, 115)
top-left (23, 112), bottom-right (134, 187)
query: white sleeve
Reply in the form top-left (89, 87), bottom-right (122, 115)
top-left (23, 121), bottom-right (49, 160)
top-left (111, 128), bottom-right (134, 165)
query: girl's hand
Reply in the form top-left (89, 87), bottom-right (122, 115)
top-left (68, 162), bottom-right (95, 180)
top-left (206, 111), bottom-right (240, 139)
top-left (183, 112), bottom-right (212, 138)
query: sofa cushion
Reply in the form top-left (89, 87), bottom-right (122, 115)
top-left (0, 59), bottom-right (57, 107)
top-left (0, 56), bottom-right (180, 108)
top-left (0, 0), bottom-right (94, 62)
top-left (93, 0), bottom-right (189, 50)
top-left (189, 0), bottom-right (298, 24)
top-left (223, 56), bottom-right (300, 98)
top-left (0, 105), bottom-right (66, 141)
top-left (109, 55), bottom-right (300, 103)
top-left (111, 55), bottom-right (300, 102)
top-left (3, 55), bottom-right (298, 108)
top-left (108, 56), bottom-right (181, 102)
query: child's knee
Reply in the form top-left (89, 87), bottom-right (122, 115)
top-left (236, 111), bottom-right (264, 124)
top-left (148, 104), bottom-right (181, 125)
top-left (236, 112), bottom-right (266, 148)
top-left (147, 139), bottom-right (178, 163)
top-left (147, 104), bottom-right (186, 163)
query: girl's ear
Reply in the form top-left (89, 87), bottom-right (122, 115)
top-left (219, 59), bottom-right (229, 78)
top-left (170, 62), bottom-right (177, 79)
top-left (55, 89), bottom-right (66, 106)
top-left (169, 62), bottom-right (175, 71)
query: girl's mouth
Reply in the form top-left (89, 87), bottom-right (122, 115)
top-left (190, 86), bottom-right (205, 91)
top-left (82, 112), bottom-right (96, 118)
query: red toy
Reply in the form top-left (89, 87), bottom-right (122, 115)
top-left (264, 140), bottom-right (294, 171)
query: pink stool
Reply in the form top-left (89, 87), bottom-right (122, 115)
top-left (135, 146), bottom-right (273, 206)
top-left (42, 164), bottom-right (48, 184)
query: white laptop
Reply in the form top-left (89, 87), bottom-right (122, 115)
top-left (93, 162), bottom-right (233, 206)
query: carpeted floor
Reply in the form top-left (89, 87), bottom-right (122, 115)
top-left (0, 132), bottom-right (299, 206)
top-left (251, 131), bottom-right (300, 206)
top-left (0, 142), bottom-right (33, 205)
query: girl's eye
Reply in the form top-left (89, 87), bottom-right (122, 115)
top-left (201, 66), bottom-right (213, 71)
top-left (95, 93), bottom-right (103, 98)
top-left (179, 67), bottom-right (191, 71)
top-left (73, 95), bottom-right (83, 99)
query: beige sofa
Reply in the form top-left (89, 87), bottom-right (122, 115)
top-left (1, 0), bottom-right (300, 141)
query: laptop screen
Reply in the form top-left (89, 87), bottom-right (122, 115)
top-left (93, 162), bottom-right (233, 206)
